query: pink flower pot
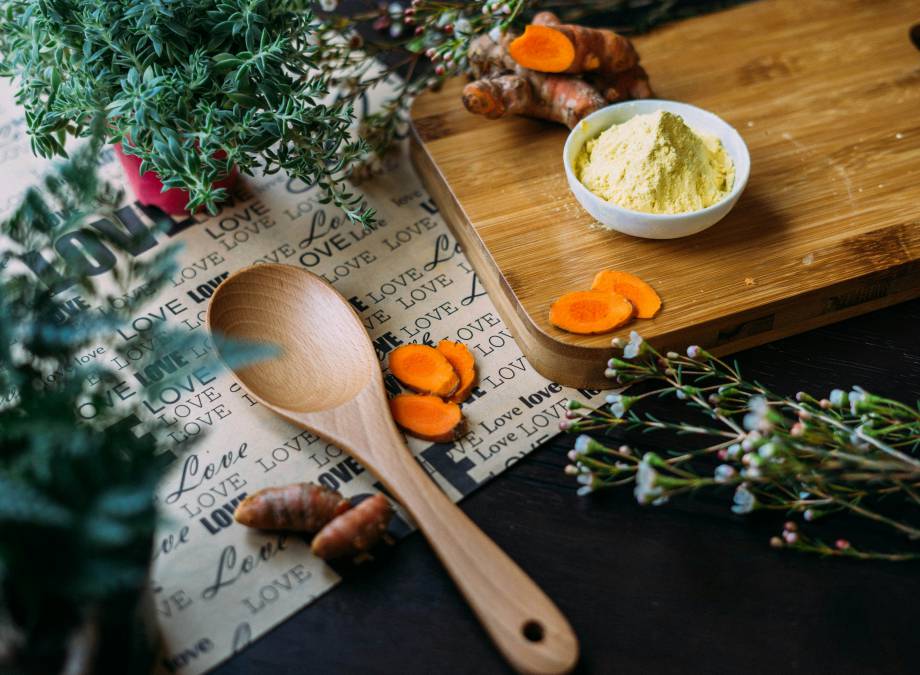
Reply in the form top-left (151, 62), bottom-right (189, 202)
top-left (114, 143), bottom-right (237, 215)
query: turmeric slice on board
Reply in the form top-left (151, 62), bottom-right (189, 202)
top-left (389, 394), bottom-right (466, 442)
top-left (388, 344), bottom-right (459, 398)
top-left (549, 289), bottom-right (634, 334)
top-left (591, 270), bottom-right (662, 319)
top-left (436, 339), bottom-right (477, 403)
top-left (311, 494), bottom-right (393, 561)
top-left (234, 482), bottom-right (351, 532)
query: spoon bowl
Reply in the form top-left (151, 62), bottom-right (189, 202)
top-left (209, 264), bottom-right (374, 412)
top-left (208, 263), bottom-right (579, 675)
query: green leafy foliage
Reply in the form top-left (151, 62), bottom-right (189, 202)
top-left (0, 0), bottom-right (373, 224)
top-left (0, 122), bottom-right (269, 670)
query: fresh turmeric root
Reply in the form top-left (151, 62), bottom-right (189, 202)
top-left (462, 72), bottom-right (606, 129)
top-left (311, 494), bottom-right (393, 561)
top-left (436, 340), bottom-right (477, 403)
top-left (591, 270), bottom-right (662, 319)
top-left (389, 393), bottom-right (466, 442)
top-left (234, 483), bottom-right (351, 532)
top-left (512, 11), bottom-right (639, 76)
top-left (464, 26), bottom-right (650, 129)
top-left (589, 65), bottom-right (654, 103)
top-left (388, 344), bottom-right (459, 398)
top-left (549, 289), bottom-right (635, 334)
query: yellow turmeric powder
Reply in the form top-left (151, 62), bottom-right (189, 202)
top-left (576, 110), bottom-right (734, 214)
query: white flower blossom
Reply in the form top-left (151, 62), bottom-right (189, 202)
top-left (454, 17), bottom-right (473, 35)
top-left (606, 393), bottom-right (628, 418)
top-left (829, 388), bottom-right (848, 407)
top-left (634, 455), bottom-right (663, 505)
top-left (758, 442), bottom-right (776, 459)
top-left (319, 0), bottom-right (338, 11)
top-left (623, 331), bottom-right (644, 359)
top-left (731, 484), bottom-right (756, 514)
top-left (714, 464), bottom-right (736, 483)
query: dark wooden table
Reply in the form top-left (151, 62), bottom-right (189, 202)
top-left (216, 298), bottom-right (920, 674)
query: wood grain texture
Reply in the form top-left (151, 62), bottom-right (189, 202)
top-left (207, 264), bottom-right (578, 675)
top-left (410, 0), bottom-right (920, 388)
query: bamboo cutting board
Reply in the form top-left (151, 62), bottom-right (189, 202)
top-left (409, 0), bottom-right (920, 388)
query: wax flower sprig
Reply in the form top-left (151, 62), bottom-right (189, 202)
top-left (317, 0), bottom-right (531, 171)
top-left (561, 332), bottom-right (920, 561)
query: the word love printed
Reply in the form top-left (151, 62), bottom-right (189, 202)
top-left (200, 534), bottom-right (287, 600)
top-left (163, 443), bottom-right (249, 505)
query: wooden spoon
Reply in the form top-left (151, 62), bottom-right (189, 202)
top-left (208, 263), bottom-right (578, 675)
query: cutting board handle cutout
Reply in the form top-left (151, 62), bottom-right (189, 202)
top-left (911, 23), bottom-right (920, 50)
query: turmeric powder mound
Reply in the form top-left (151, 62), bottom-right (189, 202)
top-left (576, 110), bottom-right (734, 215)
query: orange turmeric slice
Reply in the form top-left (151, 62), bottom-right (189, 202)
top-left (389, 344), bottom-right (459, 398)
top-left (549, 289), bottom-right (634, 334)
top-left (591, 270), bottom-right (662, 319)
top-left (389, 394), bottom-right (466, 443)
top-left (436, 340), bottom-right (477, 403)
top-left (508, 24), bottom-right (576, 73)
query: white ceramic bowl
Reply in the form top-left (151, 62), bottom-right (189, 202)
top-left (563, 99), bottom-right (750, 239)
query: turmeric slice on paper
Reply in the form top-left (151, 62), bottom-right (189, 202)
top-left (389, 394), bottom-right (466, 443)
top-left (549, 289), bottom-right (634, 334)
top-left (436, 339), bottom-right (477, 403)
top-left (388, 344), bottom-right (459, 398)
top-left (591, 270), bottom-right (662, 319)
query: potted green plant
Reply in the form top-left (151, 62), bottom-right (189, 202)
top-left (0, 0), bottom-right (374, 220)
top-left (0, 0), bottom-right (561, 220)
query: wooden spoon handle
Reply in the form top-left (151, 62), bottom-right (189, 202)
top-left (383, 451), bottom-right (579, 675)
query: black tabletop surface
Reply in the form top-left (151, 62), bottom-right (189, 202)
top-left (214, 297), bottom-right (920, 675)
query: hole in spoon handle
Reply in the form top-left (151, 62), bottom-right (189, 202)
top-left (522, 620), bottom-right (545, 643)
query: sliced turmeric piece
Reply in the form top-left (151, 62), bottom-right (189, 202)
top-left (389, 394), bottom-right (466, 442)
top-left (234, 483), bottom-right (351, 532)
top-left (511, 12), bottom-right (638, 76)
top-left (591, 270), bottom-right (662, 319)
top-left (436, 339), bottom-right (477, 403)
top-left (549, 289), bottom-right (634, 334)
top-left (508, 24), bottom-right (576, 73)
top-left (311, 494), bottom-right (393, 561)
top-left (389, 344), bottom-right (459, 398)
